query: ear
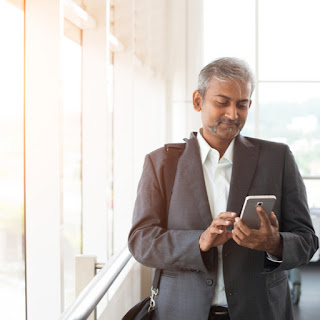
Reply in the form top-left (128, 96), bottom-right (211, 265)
top-left (193, 90), bottom-right (202, 112)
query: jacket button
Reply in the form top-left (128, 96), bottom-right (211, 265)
top-left (206, 279), bottom-right (213, 286)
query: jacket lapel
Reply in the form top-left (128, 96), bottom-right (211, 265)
top-left (179, 133), bottom-right (259, 229)
top-left (224, 134), bottom-right (260, 255)
top-left (227, 134), bottom-right (260, 215)
top-left (179, 132), bottom-right (213, 227)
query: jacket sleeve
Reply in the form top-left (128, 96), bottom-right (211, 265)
top-left (128, 153), bottom-right (213, 273)
top-left (265, 145), bottom-right (319, 272)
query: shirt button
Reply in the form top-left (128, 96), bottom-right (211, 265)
top-left (206, 279), bottom-right (213, 286)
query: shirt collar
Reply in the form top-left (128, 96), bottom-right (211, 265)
top-left (197, 129), bottom-right (234, 165)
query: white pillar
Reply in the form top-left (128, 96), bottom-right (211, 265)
top-left (82, 0), bottom-right (110, 262)
top-left (112, 0), bottom-right (135, 253)
top-left (25, 0), bottom-right (63, 318)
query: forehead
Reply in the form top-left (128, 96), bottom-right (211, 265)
top-left (205, 78), bottom-right (252, 100)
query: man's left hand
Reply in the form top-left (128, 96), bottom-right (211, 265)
top-left (232, 207), bottom-right (283, 258)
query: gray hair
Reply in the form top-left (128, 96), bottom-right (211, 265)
top-left (197, 57), bottom-right (255, 98)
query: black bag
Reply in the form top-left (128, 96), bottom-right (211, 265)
top-left (122, 276), bottom-right (159, 320)
top-left (122, 144), bottom-right (185, 320)
top-left (121, 297), bottom-right (154, 320)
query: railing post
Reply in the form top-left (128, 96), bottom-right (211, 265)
top-left (60, 248), bottom-right (132, 320)
top-left (75, 255), bottom-right (97, 320)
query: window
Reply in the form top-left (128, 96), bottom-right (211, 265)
top-left (0, 0), bottom-right (25, 318)
top-left (257, 0), bottom-right (320, 209)
top-left (203, 0), bottom-right (320, 208)
top-left (62, 23), bottom-right (83, 309)
top-left (258, 0), bottom-right (320, 82)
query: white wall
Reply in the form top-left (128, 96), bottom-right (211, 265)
top-left (25, 0), bottom-right (63, 318)
top-left (166, 0), bottom-right (204, 142)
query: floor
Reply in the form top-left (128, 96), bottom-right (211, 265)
top-left (293, 261), bottom-right (320, 320)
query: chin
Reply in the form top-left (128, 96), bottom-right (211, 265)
top-left (213, 126), bottom-right (240, 139)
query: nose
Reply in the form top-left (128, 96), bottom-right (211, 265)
top-left (225, 104), bottom-right (238, 120)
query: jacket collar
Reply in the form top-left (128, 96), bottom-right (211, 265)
top-left (178, 132), bottom-right (212, 227)
top-left (182, 132), bottom-right (259, 225)
top-left (226, 134), bottom-right (259, 215)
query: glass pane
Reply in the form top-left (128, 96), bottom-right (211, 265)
top-left (241, 95), bottom-right (256, 138)
top-left (62, 36), bottom-right (82, 310)
top-left (304, 179), bottom-right (320, 209)
top-left (0, 1), bottom-right (25, 319)
top-left (259, 0), bottom-right (320, 81)
top-left (305, 178), bottom-right (320, 261)
top-left (203, 0), bottom-right (256, 69)
top-left (259, 83), bottom-right (320, 176)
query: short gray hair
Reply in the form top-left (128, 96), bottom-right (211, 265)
top-left (197, 57), bottom-right (255, 98)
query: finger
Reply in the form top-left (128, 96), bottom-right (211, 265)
top-left (232, 232), bottom-right (251, 247)
top-left (217, 212), bottom-right (237, 225)
top-left (256, 206), bottom-right (271, 228)
top-left (225, 216), bottom-right (237, 223)
top-left (269, 212), bottom-right (279, 228)
top-left (232, 221), bottom-right (251, 241)
top-left (234, 217), bottom-right (252, 237)
top-left (208, 226), bottom-right (224, 235)
top-left (232, 232), bottom-right (242, 245)
top-left (217, 211), bottom-right (237, 220)
top-left (232, 232), bottom-right (255, 249)
top-left (210, 218), bottom-right (233, 228)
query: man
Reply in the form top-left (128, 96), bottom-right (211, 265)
top-left (128, 57), bottom-right (318, 320)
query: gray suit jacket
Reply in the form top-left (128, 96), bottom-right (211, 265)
top-left (128, 132), bottom-right (318, 320)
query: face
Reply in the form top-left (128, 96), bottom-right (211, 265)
top-left (193, 78), bottom-right (252, 143)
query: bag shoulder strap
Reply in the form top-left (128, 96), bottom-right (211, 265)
top-left (164, 143), bottom-right (186, 213)
top-left (152, 142), bottom-right (186, 290)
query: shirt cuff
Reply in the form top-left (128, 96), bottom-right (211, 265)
top-left (266, 252), bottom-right (283, 263)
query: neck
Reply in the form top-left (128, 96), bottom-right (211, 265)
top-left (200, 128), bottom-right (233, 158)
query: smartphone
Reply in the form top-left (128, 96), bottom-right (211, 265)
top-left (240, 195), bottom-right (277, 229)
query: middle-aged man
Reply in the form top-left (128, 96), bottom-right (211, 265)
top-left (128, 57), bottom-right (319, 320)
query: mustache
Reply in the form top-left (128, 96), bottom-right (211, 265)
top-left (207, 118), bottom-right (241, 134)
top-left (216, 118), bottom-right (241, 126)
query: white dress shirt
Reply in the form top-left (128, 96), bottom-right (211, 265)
top-left (197, 129), bottom-right (234, 307)
top-left (197, 130), bottom-right (282, 307)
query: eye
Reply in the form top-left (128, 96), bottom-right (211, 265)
top-left (237, 103), bottom-right (248, 109)
top-left (216, 100), bottom-right (229, 107)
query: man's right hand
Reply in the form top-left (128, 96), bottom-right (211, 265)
top-left (199, 212), bottom-right (236, 252)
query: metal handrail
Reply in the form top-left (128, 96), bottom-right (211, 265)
top-left (302, 176), bottom-right (320, 180)
top-left (60, 247), bottom-right (132, 320)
